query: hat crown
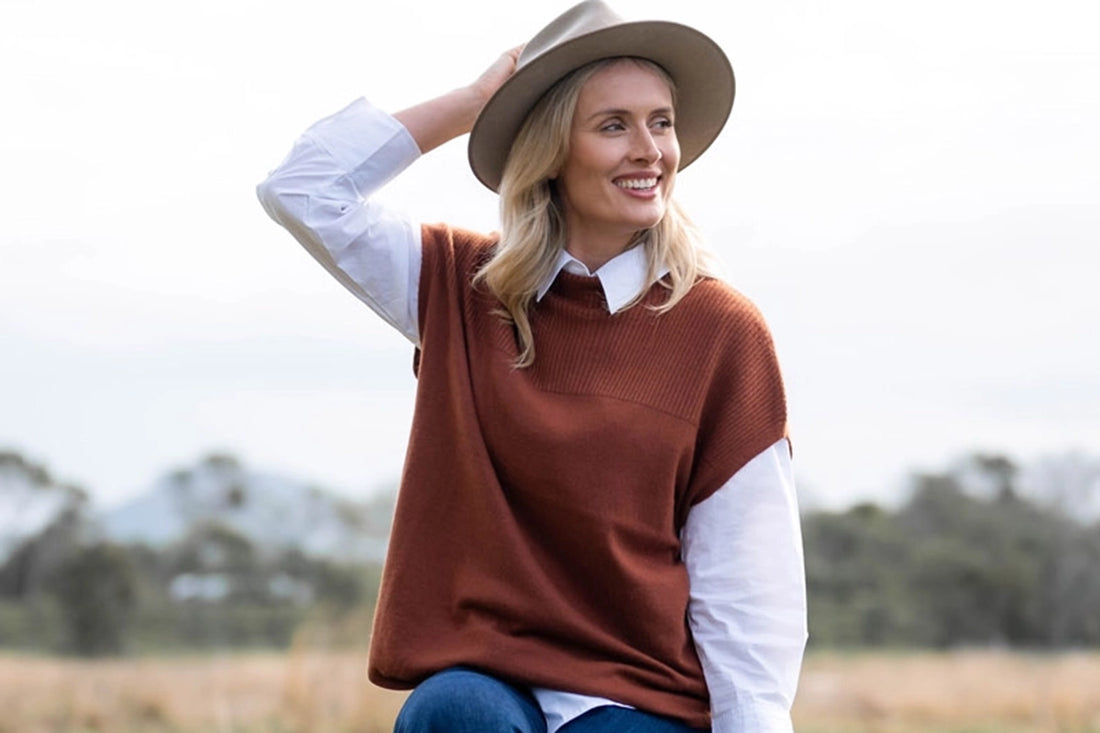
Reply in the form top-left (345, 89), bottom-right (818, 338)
top-left (518, 0), bottom-right (624, 70)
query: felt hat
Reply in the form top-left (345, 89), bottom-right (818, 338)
top-left (468, 0), bottom-right (735, 192)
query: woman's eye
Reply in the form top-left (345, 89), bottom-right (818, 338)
top-left (654, 118), bottom-right (674, 129)
top-left (601, 121), bottom-right (625, 132)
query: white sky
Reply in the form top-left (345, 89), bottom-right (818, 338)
top-left (2, 0), bottom-right (1098, 510)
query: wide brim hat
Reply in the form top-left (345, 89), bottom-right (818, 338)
top-left (468, 0), bottom-right (735, 192)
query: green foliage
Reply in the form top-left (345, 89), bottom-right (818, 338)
top-left (805, 454), bottom-right (1100, 649)
top-left (0, 507), bottom-right (385, 654)
top-left (0, 598), bottom-right (64, 649)
top-left (0, 486), bottom-right (88, 601)
top-left (128, 600), bottom-right (310, 651)
top-left (49, 542), bottom-right (137, 656)
top-left (804, 503), bottom-right (922, 645)
top-left (4, 447), bottom-right (1099, 653)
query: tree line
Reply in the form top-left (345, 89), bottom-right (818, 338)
top-left (0, 515), bottom-right (378, 655)
top-left (805, 453), bottom-right (1100, 647)
top-left (1, 449), bottom-right (1097, 655)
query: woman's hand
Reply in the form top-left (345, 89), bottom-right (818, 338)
top-left (471, 45), bottom-right (524, 108)
top-left (394, 45), bottom-right (523, 155)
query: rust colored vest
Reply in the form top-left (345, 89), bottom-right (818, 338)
top-left (367, 224), bottom-right (787, 727)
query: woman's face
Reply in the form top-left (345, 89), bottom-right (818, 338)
top-left (556, 60), bottom-right (680, 251)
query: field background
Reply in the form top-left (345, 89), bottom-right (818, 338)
top-left (4, 451), bottom-right (1100, 732)
top-left (3, 647), bottom-right (1099, 733)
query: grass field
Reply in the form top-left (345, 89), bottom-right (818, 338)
top-left (1, 647), bottom-right (1098, 732)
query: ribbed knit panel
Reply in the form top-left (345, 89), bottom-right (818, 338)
top-left (368, 223), bottom-right (788, 729)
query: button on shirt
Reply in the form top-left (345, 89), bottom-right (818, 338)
top-left (257, 97), bottom-right (808, 733)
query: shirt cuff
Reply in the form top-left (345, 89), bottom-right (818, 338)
top-left (712, 696), bottom-right (795, 733)
top-left (303, 97), bottom-right (421, 197)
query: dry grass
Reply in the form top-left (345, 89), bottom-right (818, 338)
top-left (0, 646), bottom-right (406, 733)
top-left (794, 649), bottom-right (1100, 733)
top-left (0, 648), bottom-right (1098, 732)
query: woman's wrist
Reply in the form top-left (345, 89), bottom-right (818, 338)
top-left (393, 85), bottom-right (483, 154)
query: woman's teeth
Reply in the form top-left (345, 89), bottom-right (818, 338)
top-left (615, 177), bottom-right (657, 190)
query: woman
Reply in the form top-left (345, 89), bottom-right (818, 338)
top-left (257, 2), bottom-right (807, 731)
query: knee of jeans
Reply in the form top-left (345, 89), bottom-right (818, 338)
top-left (394, 667), bottom-right (541, 733)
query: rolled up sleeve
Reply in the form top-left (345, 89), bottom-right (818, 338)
top-left (256, 98), bottom-right (424, 344)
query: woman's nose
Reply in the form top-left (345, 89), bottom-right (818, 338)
top-left (630, 129), bottom-right (662, 163)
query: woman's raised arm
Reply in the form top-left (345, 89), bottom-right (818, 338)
top-left (395, 46), bottom-right (522, 154)
top-left (255, 47), bottom-right (521, 344)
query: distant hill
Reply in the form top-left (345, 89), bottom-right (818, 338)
top-left (0, 450), bottom-right (394, 566)
top-left (97, 453), bottom-right (394, 563)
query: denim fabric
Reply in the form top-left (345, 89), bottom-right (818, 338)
top-left (393, 667), bottom-right (708, 733)
top-left (394, 667), bottom-right (547, 733)
top-left (559, 704), bottom-right (707, 732)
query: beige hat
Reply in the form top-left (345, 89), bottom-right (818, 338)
top-left (468, 0), bottom-right (735, 192)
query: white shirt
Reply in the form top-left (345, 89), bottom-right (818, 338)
top-left (257, 97), bottom-right (807, 733)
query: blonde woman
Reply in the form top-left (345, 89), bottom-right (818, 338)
top-left (257, 2), bottom-right (807, 731)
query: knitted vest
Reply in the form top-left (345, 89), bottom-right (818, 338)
top-left (367, 224), bottom-right (788, 727)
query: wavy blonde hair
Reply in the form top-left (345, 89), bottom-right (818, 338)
top-left (473, 57), bottom-right (714, 367)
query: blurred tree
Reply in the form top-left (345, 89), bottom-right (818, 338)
top-left (5, 446), bottom-right (1096, 654)
top-left (804, 455), bottom-right (1100, 650)
top-left (0, 500), bottom-right (87, 599)
top-left (278, 548), bottom-right (365, 610)
top-left (49, 542), bottom-right (137, 655)
top-left (1036, 521), bottom-right (1100, 645)
top-left (803, 502), bottom-right (920, 645)
top-left (971, 453), bottom-right (1019, 501)
top-left (899, 470), bottom-right (1049, 645)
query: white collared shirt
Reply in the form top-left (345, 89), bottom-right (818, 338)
top-left (257, 97), bottom-right (807, 733)
top-left (535, 244), bottom-right (666, 314)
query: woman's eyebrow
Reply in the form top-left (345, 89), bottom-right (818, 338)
top-left (585, 106), bottom-right (674, 122)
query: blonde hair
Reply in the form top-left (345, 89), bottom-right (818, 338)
top-left (473, 57), bottom-right (714, 367)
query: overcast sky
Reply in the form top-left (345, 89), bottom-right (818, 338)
top-left (2, 0), bottom-right (1098, 510)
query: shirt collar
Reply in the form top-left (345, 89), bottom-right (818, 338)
top-left (534, 244), bottom-right (669, 314)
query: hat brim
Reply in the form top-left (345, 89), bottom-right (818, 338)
top-left (468, 20), bottom-right (735, 193)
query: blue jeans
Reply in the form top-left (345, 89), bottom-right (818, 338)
top-left (394, 667), bottom-right (708, 732)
